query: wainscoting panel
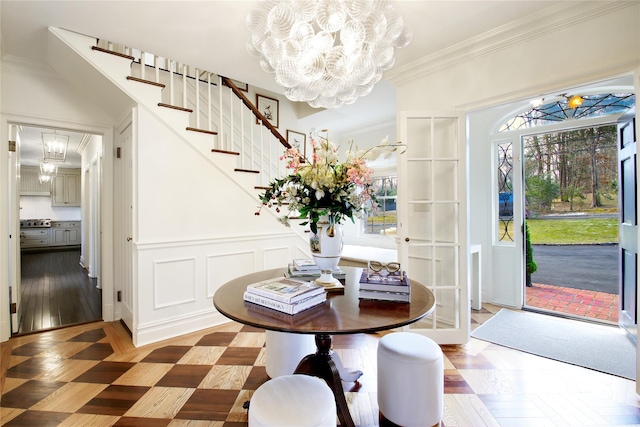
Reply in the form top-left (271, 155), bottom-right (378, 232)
top-left (153, 257), bottom-right (197, 309)
top-left (263, 246), bottom-right (290, 270)
top-left (135, 234), bottom-right (305, 346)
top-left (207, 250), bottom-right (255, 298)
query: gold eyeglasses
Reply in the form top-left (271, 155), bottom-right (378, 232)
top-left (367, 261), bottom-right (403, 280)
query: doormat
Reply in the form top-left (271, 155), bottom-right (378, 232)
top-left (471, 309), bottom-right (635, 380)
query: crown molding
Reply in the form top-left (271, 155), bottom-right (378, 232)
top-left (386, 1), bottom-right (636, 88)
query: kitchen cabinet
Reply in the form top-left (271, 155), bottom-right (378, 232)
top-left (52, 169), bottom-right (81, 206)
top-left (20, 228), bottom-right (51, 248)
top-left (51, 221), bottom-right (81, 246)
top-left (20, 166), bottom-right (51, 195)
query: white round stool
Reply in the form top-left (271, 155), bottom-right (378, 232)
top-left (377, 332), bottom-right (443, 427)
top-left (248, 374), bottom-right (336, 427)
top-left (265, 330), bottom-right (316, 378)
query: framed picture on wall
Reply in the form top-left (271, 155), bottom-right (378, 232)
top-left (256, 94), bottom-right (279, 128)
top-left (286, 130), bottom-right (306, 155)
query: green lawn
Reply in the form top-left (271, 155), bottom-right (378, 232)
top-left (527, 218), bottom-right (618, 245)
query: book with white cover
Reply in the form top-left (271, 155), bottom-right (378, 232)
top-left (293, 258), bottom-right (319, 271)
top-left (286, 263), bottom-right (346, 280)
top-left (246, 277), bottom-right (325, 304)
top-left (243, 291), bottom-right (327, 314)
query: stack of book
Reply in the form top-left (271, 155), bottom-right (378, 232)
top-left (358, 270), bottom-right (411, 302)
top-left (285, 259), bottom-right (346, 282)
top-left (243, 277), bottom-right (327, 314)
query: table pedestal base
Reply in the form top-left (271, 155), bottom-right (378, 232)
top-left (294, 334), bottom-right (361, 427)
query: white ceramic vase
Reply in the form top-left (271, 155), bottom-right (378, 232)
top-left (310, 217), bottom-right (343, 284)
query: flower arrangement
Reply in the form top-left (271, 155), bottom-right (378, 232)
top-left (256, 130), bottom-right (405, 234)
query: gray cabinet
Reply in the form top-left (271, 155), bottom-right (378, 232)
top-left (51, 221), bottom-right (81, 246)
top-left (20, 228), bottom-right (51, 248)
top-left (52, 169), bottom-right (81, 206)
top-left (20, 166), bottom-right (51, 196)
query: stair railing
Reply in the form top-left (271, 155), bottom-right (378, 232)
top-left (95, 39), bottom-right (289, 186)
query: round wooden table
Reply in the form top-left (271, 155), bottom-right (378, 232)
top-left (213, 268), bottom-right (435, 427)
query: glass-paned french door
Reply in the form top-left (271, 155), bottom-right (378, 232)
top-left (398, 111), bottom-right (469, 344)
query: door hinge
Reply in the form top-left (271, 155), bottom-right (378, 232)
top-left (116, 147), bottom-right (122, 158)
top-left (10, 303), bottom-right (16, 314)
top-left (117, 290), bottom-right (122, 302)
top-left (8, 141), bottom-right (16, 152)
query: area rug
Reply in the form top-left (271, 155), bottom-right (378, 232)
top-left (471, 309), bottom-right (636, 380)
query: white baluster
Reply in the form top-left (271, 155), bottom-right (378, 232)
top-left (195, 68), bottom-right (200, 129)
top-left (182, 64), bottom-right (187, 108)
top-left (218, 76), bottom-right (223, 151)
top-left (154, 55), bottom-right (159, 84)
top-left (268, 134), bottom-right (273, 183)
top-left (207, 73), bottom-right (212, 132)
top-left (169, 60), bottom-right (174, 106)
top-left (260, 123), bottom-right (264, 186)
top-left (250, 112), bottom-right (255, 172)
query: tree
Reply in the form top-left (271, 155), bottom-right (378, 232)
top-left (525, 223), bottom-right (537, 287)
top-left (526, 175), bottom-right (559, 212)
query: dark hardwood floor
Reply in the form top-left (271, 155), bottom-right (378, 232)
top-left (18, 249), bottom-right (102, 335)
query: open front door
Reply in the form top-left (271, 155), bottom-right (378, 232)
top-left (618, 106), bottom-right (637, 342)
top-left (397, 111), bottom-right (469, 344)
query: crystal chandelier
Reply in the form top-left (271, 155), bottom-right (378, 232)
top-left (246, 0), bottom-right (412, 109)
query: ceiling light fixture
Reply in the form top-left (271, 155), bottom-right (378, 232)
top-left (246, 0), bottom-right (412, 109)
top-left (42, 132), bottom-right (68, 162)
top-left (40, 160), bottom-right (58, 176)
top-left (567, 95), bottom-right (584, 109)
top-left (38, 173), bottom-right (54, 185)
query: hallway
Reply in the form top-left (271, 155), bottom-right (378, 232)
top-left (18, 249), bottom-right (102, 335)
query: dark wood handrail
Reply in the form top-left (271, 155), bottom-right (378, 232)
top-left (221, 76), bottom-right (290, 149)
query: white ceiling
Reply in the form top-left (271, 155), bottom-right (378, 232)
top-left (17, 125), bottom-right (84, 169)
top-left (0, 1), bottom-right (625, 167)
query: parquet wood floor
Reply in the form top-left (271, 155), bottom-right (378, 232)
top-left (1, 304), bottom-right (639, 426)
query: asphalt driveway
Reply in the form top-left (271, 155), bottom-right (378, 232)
top-left (530, 244), bottom-right (618, 294)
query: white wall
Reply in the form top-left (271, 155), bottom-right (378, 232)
top-left (133, 106), bottom-right (308, 345)
top-left (389, 1), bottom-right (640, 307)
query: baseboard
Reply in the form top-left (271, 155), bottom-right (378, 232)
top-left (134, 311), bottom-right (231, 347)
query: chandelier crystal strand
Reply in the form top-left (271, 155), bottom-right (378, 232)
top-left (247, 0), bottom-right (411, 109)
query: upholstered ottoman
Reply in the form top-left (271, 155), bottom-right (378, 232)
top-left (377, 332), bottom-right (443, 427)
top-left (248, 374), bottom-right (336, 426)
top-left (265, 330), bottom-right (316, 378)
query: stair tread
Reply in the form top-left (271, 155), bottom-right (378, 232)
top-left (127, 76), bottom-right (165, 88)
top-left (158, 103), bottom-right (193, 113)
top-left (187, 127), bottom-right (218, 135)
top-left (212, 149), bottom-right (240, 156)
top-left (92, 46), bottom-right (135, 60)
top-left (235, 168), bottom-right (260, 174)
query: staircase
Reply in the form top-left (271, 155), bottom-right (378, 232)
top-left (46, 27), bottom-right (307, 236)
top-left (50, 27), bottom-right (293, 190)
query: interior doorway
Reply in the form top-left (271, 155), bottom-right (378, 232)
top-left (12, 123), bottom-right (103, 335)
top-left (522, 124), bottom-right (620, 324)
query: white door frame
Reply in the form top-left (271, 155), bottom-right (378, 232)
top-left (8, 125), bottom-right (20, 333)
top-left (491, 115), bottom-right (626, 309)
top-left (0, 114), bottom-right (115, 342)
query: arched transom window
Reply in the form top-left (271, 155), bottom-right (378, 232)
top-left (499, 93), bottom-right (635, 132)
